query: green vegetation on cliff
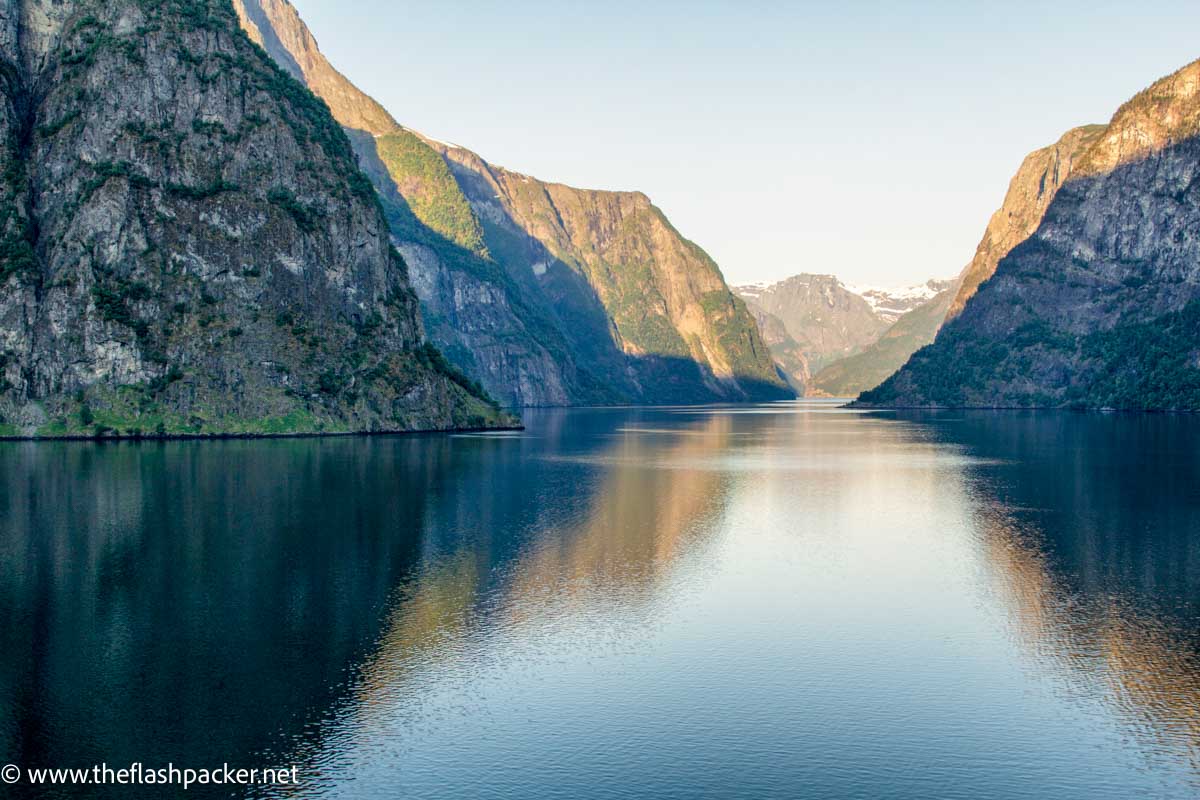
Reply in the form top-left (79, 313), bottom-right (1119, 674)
top-left (375, 130), bottom-right (487, 255)
top-left (811, 288), bottom-right (955, 398)
top-left (1077, 301), bottom-right (1200, 410)
top-left (0, 0), bottom-right (510, 438)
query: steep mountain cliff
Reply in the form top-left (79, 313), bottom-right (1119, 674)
top-left (234, 0), bottom-right (791, 406)
top-left (810, 126), bottom-right (1105, 399)
top-left (0, 0), bottom-right (504, 437)
top-left (946, 125), bottom-right (1106, 320)
top-left (862, 59), bottom-right (1200, 410)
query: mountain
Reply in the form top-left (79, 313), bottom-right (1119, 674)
top-left (945, 125), bottom-right (1106, 321)
top-left (848, 279), bottom-right (956, 325)
top-left (741, 305), bottom-right (812, 391)
top-left (862, 58), bottom-right (1200, 410)
top-left (734, 275), bottom-right (890, 380)
top-left (235, 0), bottom-right (791, 407)
top-left (0, 0), bottom-right (507, 438)
top-left (735, 275), bottom-right (953, 393)
top-left (809, 285), bottom-right (958, 398)
top-left (810, 126), bottom-right (1106, 399)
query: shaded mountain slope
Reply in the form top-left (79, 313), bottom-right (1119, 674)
top-left (862, 59), bottom-right (1200, 410)
top-left (811, 126), bottom-right (1105, 399)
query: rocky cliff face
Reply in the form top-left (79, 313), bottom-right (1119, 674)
top-left (435, 146), bottom-right (790, 403)
top-left (946, 124), bottom-right (1106, 320)
top-left (862, 59), bottom-right (1200, 410)
top-left (0, 0), bottom-right (504, 437)
top-left (808, 126), bottom-right (1104, 400)
top-left (235, 0), bottom-right (791, 406)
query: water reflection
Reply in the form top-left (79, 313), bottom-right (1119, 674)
top-left (305, 411), bottom-right (736, 779)
top-left (508, 412), bottom-right (733, 597)
top-left (894, 411), bottom-right (1200, 776)
top-left (0, 436), bottom-right (501, 797)
top-left (4, 407), bottom-right (1200, 799)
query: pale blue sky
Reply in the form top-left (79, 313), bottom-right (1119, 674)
top-left (291, 0), bottom-right (1198, 287)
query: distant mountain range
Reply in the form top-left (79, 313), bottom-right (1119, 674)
top-left (848, 281), bottom-right (953, 325)
top-left (734, 276), bottom-right (954, 394)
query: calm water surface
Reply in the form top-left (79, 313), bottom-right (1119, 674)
top-left (2, 403), bottom-right (1200, 798)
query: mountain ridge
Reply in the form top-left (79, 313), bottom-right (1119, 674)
top-left (734, 273), bottom-right (954, 394)
top-left (234, 0), bottom-right (791, 407)
top-left (861, 58), bottom-right (1200, 410)
top-left (804, 123), bottom-right (1109, 399)
top-left (946, 124), bottom-right (1106, 321)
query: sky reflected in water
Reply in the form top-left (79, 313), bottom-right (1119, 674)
top-left (1, 404), bottom-right (1199, 798)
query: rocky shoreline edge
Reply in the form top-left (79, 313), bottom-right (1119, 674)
top-left (0, 423), bottom-right (525, 443)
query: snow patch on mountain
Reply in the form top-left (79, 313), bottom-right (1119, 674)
top-left (738, 275), bottom-right (955, 324)
top-left (845, 279), bottom-right (956, 322)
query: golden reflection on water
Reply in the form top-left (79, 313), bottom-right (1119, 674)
top-left (349, 412), bottom-right (733, 723)
top-left (975, 503), bottom-right (1200, 773)
top-left (505, 414), bottom-right (733, 603)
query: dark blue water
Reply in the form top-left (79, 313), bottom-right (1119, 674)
top-left (2, 404), bottom-right (1199, 798)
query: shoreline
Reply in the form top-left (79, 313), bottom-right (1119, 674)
top-left (10, 400), bottom-right (1198, 443)
top-left (0, 423), bottom-right (525, 444)
top-left (852, 403), bottom-right (1200, 414)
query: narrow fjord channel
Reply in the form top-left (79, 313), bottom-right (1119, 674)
top-left (2, 403), bottom-right (1199, 799)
